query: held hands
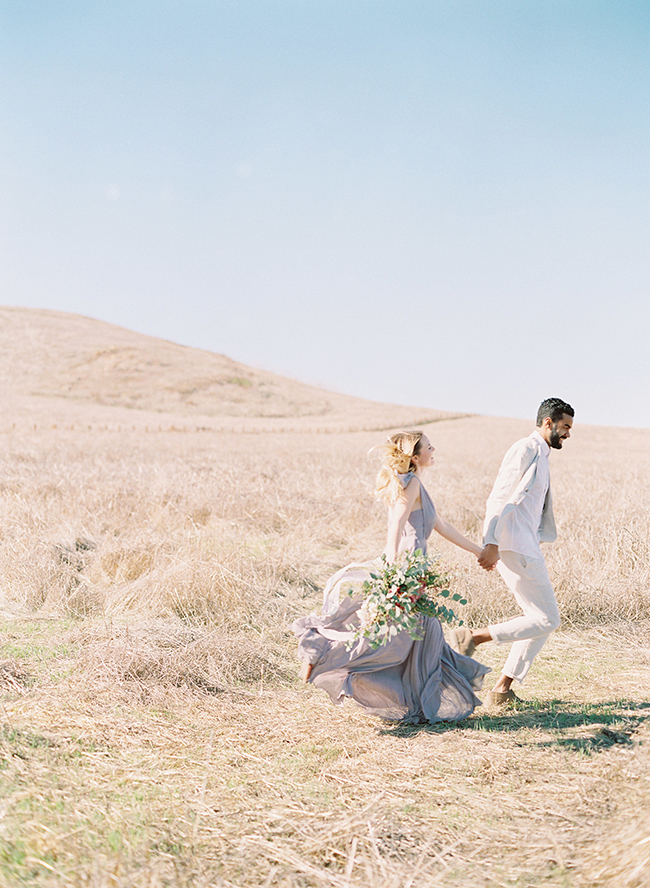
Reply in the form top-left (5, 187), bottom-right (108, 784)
top-left (477, 544), bottom-right (499, 572)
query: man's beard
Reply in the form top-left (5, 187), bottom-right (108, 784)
top-left (549, 426), bottom-right (564, 449)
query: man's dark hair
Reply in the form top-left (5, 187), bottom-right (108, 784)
top-left (536, 398), bottom-right (575, 426)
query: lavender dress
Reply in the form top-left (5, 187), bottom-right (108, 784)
top-left (292, 473), bottom-right (490, 723)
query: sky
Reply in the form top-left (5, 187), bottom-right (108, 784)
top-left (2, 1), bottom-right (650, 428)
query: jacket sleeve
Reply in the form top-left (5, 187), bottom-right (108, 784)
top-left (482, 439), bottom-right (538, 546)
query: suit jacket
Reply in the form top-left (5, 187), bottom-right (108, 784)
top-left (482, 431), bottom-right (556, 548)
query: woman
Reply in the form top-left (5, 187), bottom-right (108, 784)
top-left (292, 430), bottom-right (490, 724)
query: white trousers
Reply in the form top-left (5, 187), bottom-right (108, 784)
top-left (488, 550), bottom-right (560, 683)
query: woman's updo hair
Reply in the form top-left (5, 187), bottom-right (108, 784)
top-left (374, 430), bottom-right (424, 503)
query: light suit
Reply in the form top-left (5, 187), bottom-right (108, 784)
top-left (483, 431), bottom-right (561, 682)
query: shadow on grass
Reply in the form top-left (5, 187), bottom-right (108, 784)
top-left (379, 699), bottom-right (650, 753)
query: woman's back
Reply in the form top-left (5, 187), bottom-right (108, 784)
top-left (396, 473), bottom-right (437, 555)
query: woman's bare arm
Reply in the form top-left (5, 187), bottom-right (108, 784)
top-left (433, 514), bottom-right (482, 558)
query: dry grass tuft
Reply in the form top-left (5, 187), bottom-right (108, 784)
top-left (579, 814), bottom-right (650, 887)
top-left (0, 659), bottom-right (30, 693)
top-left (74, 618), bottom-right (292, 694)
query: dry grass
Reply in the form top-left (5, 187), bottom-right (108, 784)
top-left (1, 416), bottom-right (649, 888)
top-left (1, 623), bottom-right (650, 888)
top-left (2, 416), bottom-right (649, 637)
top-left (1, 309), bottom-right (650, 886)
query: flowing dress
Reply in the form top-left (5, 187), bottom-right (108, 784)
top-left (292, 473), bottom-right (490, 723)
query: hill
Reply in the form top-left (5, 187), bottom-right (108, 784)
top-left (0, 306), bottom-right (462, 432)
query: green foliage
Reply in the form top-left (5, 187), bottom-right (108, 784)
top-left (345, 550), bottom-right (467, 650)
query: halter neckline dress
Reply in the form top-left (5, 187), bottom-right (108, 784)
top-left (292, 472), bottom-right (490, 724)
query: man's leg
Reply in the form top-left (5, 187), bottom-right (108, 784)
top-left (487, 551), bottom-right (560, 690)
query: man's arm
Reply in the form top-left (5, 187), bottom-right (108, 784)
top-left (482, 437), bottom-right (538, 547)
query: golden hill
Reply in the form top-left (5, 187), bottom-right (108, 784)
top-left (0, 306), bottom-right (463, 432)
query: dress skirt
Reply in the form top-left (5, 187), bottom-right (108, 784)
top-left (293, 585), bottom-right (491, 724)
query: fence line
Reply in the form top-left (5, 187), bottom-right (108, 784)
top-left (3, 414), bottom-right (470, 436)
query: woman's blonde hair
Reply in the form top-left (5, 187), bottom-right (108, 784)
top-left (373, 430), bottom-right (424, 503)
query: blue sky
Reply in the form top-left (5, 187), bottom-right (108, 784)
top-left (2, 1), bottom-right (649, 427)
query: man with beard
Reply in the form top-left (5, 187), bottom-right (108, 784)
top-left (449, 398), bottom-right (574, 705)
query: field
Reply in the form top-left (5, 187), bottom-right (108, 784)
top-left (1, 308), bottom-right (649, 887)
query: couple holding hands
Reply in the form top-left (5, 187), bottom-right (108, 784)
top-left (293, 398), bottom-right (575, 723)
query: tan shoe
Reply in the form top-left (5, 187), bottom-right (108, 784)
top-left (448, 626), bottom-right (476, 658)
top-left (484, 689), bottom-right (521, 706)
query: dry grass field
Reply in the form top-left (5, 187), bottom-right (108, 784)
top-left (1, 308), bottom-right (649, 887)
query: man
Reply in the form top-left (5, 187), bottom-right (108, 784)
top-left (450, 397), bottom-right (574, 705)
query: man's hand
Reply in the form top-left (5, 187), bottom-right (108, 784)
top-left (478, 544), bottom-right (499, 571)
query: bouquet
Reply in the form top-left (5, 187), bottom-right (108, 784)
top-left (345, 549), bottom-right (467, 650)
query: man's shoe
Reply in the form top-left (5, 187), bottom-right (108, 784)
top-left (448, 627), bottom-right (476, 658)
top-left (484, 689), bottom-right (521, 706)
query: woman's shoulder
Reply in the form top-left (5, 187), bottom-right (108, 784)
top-left (396, 471), bottom-right (420, 489)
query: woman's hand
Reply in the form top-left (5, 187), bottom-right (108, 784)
top-left (478, 544), bottom-right (499, 571)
